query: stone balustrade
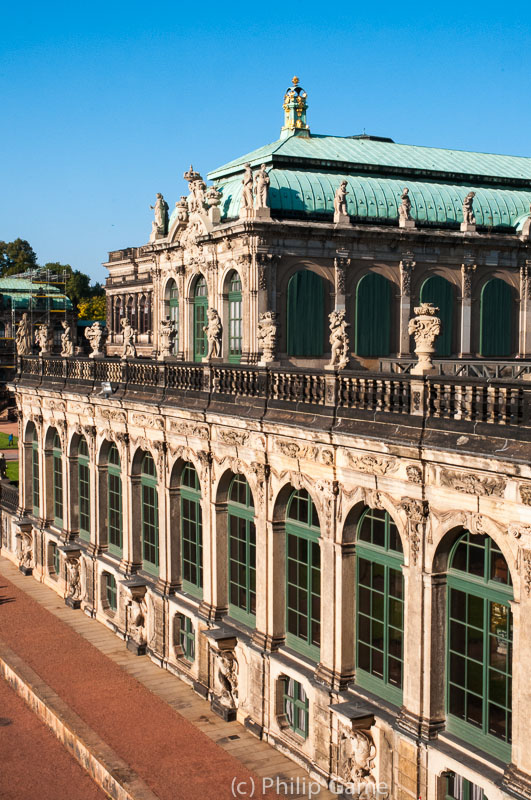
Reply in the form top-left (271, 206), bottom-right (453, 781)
top-left (15, 355), bottom-right (531, 429)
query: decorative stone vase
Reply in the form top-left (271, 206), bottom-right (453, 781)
top-left (408, 303), bottom-right (441, 375)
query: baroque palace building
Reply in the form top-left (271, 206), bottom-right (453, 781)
top-left (4, 78), bottom-right (531, 800)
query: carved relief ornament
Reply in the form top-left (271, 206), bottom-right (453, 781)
top-left (522, 550), bottom-right (531, 597)
top-left (168, 419), bottom-right (209, 439)
top-left (132, 413), bottom-right (164, 430)
top-left (347, 452), bottom-right (399, 476)
top-left (461, 263), bottom-right (476, 299)
top-left (440, 469), bottom-right (506, 498)
top-left (217, 429), bottom-right (249, 446)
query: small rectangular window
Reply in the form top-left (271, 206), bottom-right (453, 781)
top-left (282, 677), bottom-right (309, 739)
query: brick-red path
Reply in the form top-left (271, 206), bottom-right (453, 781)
top-left (0, 677), bottom-right (107, 800)
top-left (0, 575), bottom-right (279, 800)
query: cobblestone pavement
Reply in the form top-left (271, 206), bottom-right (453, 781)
top-left (0, 558), bottom-right (335, 800)
top-left (0, 676), bottom-right (107, 800)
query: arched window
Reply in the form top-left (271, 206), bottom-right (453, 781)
top-left (228, 474), bottom-right (255, 625)
top-left (139, 295), bottom-right (146, 334)
top-left (180, 463), bottom-right (203, 595)
top-left (78, 438), bottom-right (90, 540)
top-left (420, 275), bottom-right (454, 356)
top-left (355, 273), bottom-right (392, 357)
top-left (287, 270), bottom-right (324, 356)
top-left (141, 453), bottom-right (158, 573)
top-left (32, 427), bottom-right (39, 516)
top-left (447, 531), bottom-right (512, 760)
top-left (127, 296), bottom-right (135, 326)
top-left (107, 444), bottom-right (122, 555)
top-left (193, 277), bottom-right (208, 362)
top-left (165, 280), bottom-right (179, 353)
top-left (114, 297), bottom-right (122, 333)
top-left (52, 431), bottom-right (63, 527)
top-left (480, 279), bottom-right (513, 357)
top-left (356, 507), bottom-right (404, 705)
top-left (228, 271), bottom-right (242, 363)
top-left (286, 488), bottom-right (320, 659)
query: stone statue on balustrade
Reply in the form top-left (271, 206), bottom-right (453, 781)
top-left (85, 322), bottom-right (107, 359)
top-left (240, 163), bottom-right (254, 218)
top-left (204, 308), bottom-right (222, 359)
top-left (15, 313), bottom-right (32, 356)
top-left (408, 303), bottom-right (441, 375)
top-left (254, 164), bottom-right (271, 218)
top-left (35, 323), bottom-right (52, 356)
top-left (398, 187), bottom-right (415, 228)
top-left (334, 180), bottom-right (350, 224)
top-left (205, 185), bottom-right (223, 224)
top-left (184, 165), bottom-right (207, 214)
top-left (521, 202), bottom-right (531, 241)
top-left (257, 311), bottom-right (278, 364)
top-left (174, 197), bottom-right (189, 225)
top-left (150, 193), bottom-right (169, 239)
top-left (120, 317), bottom-right (137, 359)
top-left (60, 320), bottom-right (74, 357)
top-left (158, 316), bottom-right (177, 360)
top-left (461, 192), bottom-right (476, 231)
top-left (326, 310), bottom-right (350, 370)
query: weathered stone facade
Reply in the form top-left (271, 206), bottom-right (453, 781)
top-left (4, 79), bottom-right (531, 800)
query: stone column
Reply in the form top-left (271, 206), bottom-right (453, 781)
top-left (518, 261), bottom-right (531, 358)
top-left (503, 577), bottom-right (531, 796)
top-left (250, 464), bottom-right (269, 648)
top-left (153, 443), bottom-right (171, 594)
top-left (419, 572), bottom-right (446, 738)
top-left (119, 435), bottom-right (140, 574)
top-left (95, 463), bottom-right (108, 553)
top-left (334, 255), bottom-right (349, 313)
top-left (316, 538), bottom-right (355, 690)
top-left (398, 255), bottom-right (415, 357)
top-left (396, 499), bottom-right (429, 738)
top-left (459, 262), bottom-right (476, 357)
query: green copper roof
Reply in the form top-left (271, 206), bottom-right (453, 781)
top-left (201, 131), bottom-right (531, 229)
top-left (208, 133), bottom-right (531, 184)
top-left (213, 169), bottom-right (531, 229)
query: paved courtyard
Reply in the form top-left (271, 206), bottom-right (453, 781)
top-left (0, 557), bottom-right (335, 800)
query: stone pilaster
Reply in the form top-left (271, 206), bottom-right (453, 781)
top-left (459, 262), bottom-right (476, 357)
top-left (398, 255), bottom-right (415, 357)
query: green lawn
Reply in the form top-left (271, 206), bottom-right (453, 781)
top-left (0, 432), bottom-right (17, 449)
top-left (6, 461), bottom-right (19, 483)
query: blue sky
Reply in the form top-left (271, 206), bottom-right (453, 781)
top-left (1, 1), bottom-right (530, 283)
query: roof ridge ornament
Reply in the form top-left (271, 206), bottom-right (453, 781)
top-left (281, 76), bottom-right (310, 139)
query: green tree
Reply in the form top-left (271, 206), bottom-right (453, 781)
top-left (0, 239), bottom-right (38, 276)
top-left (78, 296), bottom-right (106, 321)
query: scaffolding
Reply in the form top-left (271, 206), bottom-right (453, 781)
top-left (0, 267), bottom-right (71, 379)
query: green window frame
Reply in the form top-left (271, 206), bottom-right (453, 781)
top-left (53, 543), bottom-right (60, 577)
top-left (52, 431), bottom-right (63, 527)
top-left (228, 474), bottom-right (256, 626)
top-left (32, 428), bottom-right (40, 516)
top-left (178, 613), bottom-right (195, 662)
top-left (283, 677), bottom-right (309, 738)
top-left (447, 531), bottom-right (513, 762)
top-left (228, 271), bottom-right (242, 363)
top-left (141, 453), bottom-right (159, 574)
top-left (445, 772), bottom-right (486, 800)
top-left (78, 437), bottom-right (90, 540)
top-left (169, 281), bottom-right (179, 353)
top-left (105, 573), bottom-right (117, 611)
top-left (355, 272), bottom-right (391, 357)
top-left (193, 276), bottom-right (208, 362)
top-left (285, 488), bottom-right (321, 660)
top-left (356, 507), bottom-right (404, 706)
top-left (107, 444), bottom-right (123, 556)
top-left (286, 269), bottom-right (325, 357)
top-left (180, 463), bottom-right (203, 596)
top-left (420, 275), bottom-right (454, 357)
top-left (479, 279), bottom-right (512, 357)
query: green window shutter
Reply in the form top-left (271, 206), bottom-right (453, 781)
top-left (480, 279), bottom-right (512, 357)
top-left (420, 276), bottom-right (454, 356)
top-left (287, 270), bottom-right (324, 356)
top-left (355, 273), bottom-right (391, 357)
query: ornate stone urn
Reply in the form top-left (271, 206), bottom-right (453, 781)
top-left (408, 303), bottom-right (441, 375)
